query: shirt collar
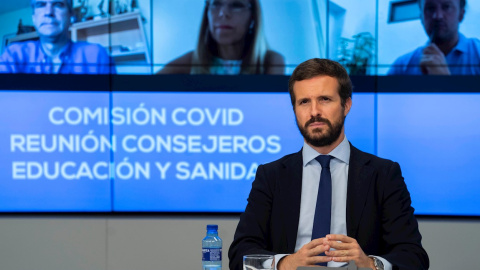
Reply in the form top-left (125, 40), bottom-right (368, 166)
top-left (302, 135), bottom-right (350, 167)
top-left (36, 40), bottom-right (72, 62)
top-left (454, 33), bottom-right (468, 53)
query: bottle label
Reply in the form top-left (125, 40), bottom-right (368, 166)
top-left (202, 248), bottom-right (222, 261)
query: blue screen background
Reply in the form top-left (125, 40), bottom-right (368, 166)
top-left (0, 77), bottom-right (478, 216)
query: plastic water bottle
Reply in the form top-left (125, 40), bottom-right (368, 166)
top-left (202, 224), bottom-right (222, 270)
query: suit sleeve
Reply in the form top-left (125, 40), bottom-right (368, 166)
top-left (379, 162), bottom-right (429, 270)
top-left (228, 164), bottom-right (276, 270)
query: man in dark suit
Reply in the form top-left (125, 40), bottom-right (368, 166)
top-left (228, 59), bottom-right (429, 270)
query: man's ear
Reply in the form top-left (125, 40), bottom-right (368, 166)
top-left (344, 97), bottom-right (352, 116)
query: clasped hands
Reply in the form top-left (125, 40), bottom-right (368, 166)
top-left (278, 234), bottom-right (375, 270)
top-left (420, 43), bottom-right (451, 75)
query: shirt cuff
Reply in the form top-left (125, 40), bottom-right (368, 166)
top-left (371, 256), bottom-right (392, 270)
top-left (274, 254), bottom-right (288, 270)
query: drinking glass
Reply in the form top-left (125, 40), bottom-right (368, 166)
top-left (243, 254), bottom-right (275, 270)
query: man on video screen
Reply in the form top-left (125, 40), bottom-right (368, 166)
top-left (0, 0), bottom-right (115, 74)
top-left (388, 0), bottom-right (480, 75)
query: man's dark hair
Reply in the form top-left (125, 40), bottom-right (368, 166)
top-left (418, 0), bottom-right (466, 9)
top-left (288, 58), bottom-right (352, 108)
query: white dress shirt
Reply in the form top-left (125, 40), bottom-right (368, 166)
top-left (274, 136), bottom-right (391, 269)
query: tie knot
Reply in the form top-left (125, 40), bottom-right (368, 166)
top-left (315, 155), bottom-right (332, 168)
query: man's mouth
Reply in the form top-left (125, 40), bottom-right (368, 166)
top-left (41, 21), bottom-right (58, 26)
top-left (308, 121), bottom-right (327, 127)
top-left (305, 117), bottom-right (330, 129)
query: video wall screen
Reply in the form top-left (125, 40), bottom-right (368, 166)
top-left (1, 0), bottom-right (479, 75)
top-left (0, 74), bottom-right (479, 216)
top-left (0, 0), bottom-right (478, 216)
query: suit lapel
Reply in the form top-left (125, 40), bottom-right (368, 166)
top-left (346, 145), bottom-right (375, 238)
top-left (281, 150), bottom-right (303, 252)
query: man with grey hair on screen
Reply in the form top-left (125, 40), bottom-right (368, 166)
top-left (0, 0), bottom-right (115, 74)
top-left (388, 0), bottom-right (480, 75)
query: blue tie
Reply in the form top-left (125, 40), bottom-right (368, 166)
top-left (312, 155), bottom-right (333, 266)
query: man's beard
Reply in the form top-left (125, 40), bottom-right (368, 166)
top-left (428, 23), bottom-right (454, 44)
top-left (296, 115), bottom-right (345, 147)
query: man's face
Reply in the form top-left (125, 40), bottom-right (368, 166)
top-left (32, 0), bottom-right (71, 40)
top-left (293, 75), bottom-right (351, 148)
top-left (420, 0), bottom-right (465, 43)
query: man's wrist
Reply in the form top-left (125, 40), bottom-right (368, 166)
top-left (369, 256), bottom-right (384, 270)
top-left (367, 257), bottom-right (376, 269)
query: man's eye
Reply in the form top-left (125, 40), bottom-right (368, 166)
top-left (53, 2), bottom-right (66, 8)
top-left (425, 6), bottom-right (435, 13)
top-left (34, 2), bottom-right (47, 8)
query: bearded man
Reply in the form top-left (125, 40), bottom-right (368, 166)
top-left (229, 58), bottom-right (429, 270)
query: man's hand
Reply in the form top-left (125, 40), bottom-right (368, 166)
top-left (277, 238), bottom-right (331, 270)
top-left (420, 43), bottom-right (451, 75)
top-left (323, 234), bottom-right (375, 269)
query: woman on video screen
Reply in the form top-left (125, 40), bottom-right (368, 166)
top-left (158, 0), bottom-right (284, 75)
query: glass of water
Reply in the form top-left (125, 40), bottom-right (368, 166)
top-left (243, 254), bottom-right (275, 270)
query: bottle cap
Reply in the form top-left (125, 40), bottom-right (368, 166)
top-left (207, 224), bottom-right (218, 230)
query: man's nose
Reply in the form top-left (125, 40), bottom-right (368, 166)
top-left (310, 102), bottom-right (322, 117)
top-left (44, 3), bottom-right (55, 16)
top-left (432, 7), bottom-right (444, 19)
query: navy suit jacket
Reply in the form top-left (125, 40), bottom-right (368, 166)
top-left (228, 144), bottom-right (429, 270)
